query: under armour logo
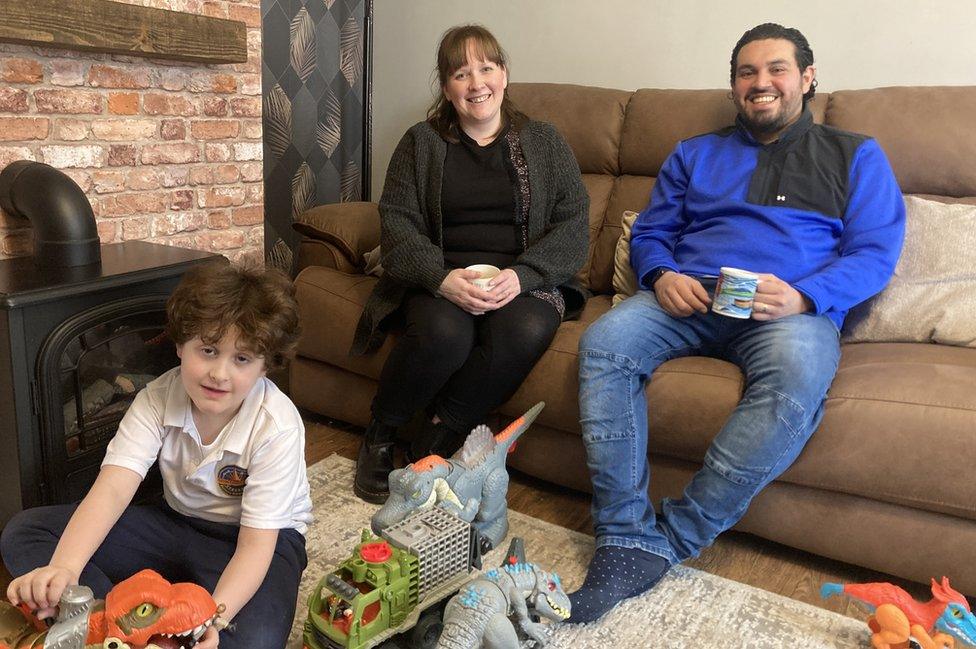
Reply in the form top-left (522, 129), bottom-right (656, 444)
top-left (776, 195), bottom-right (787, 202)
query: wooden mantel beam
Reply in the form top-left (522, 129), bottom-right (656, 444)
top-left (0, 0), bottom-right (247, 65)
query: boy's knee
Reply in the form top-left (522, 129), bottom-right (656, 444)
top-left (1, 508), bottom-right (36, 550)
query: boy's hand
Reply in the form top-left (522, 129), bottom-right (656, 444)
top-left (7, 565), bottom-right (78, 618)
top-left (196, 625), bottom-right (220, 648)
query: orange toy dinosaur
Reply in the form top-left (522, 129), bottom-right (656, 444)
top-left (0, 569), bottom-right (222, 649)
top-left (822, 577), bottom-right (976, 649)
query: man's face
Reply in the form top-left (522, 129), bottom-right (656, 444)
top-left (731, 38), bottom-right (815, 143)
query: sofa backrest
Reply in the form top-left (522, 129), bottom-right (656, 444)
top-left (507, 83), bottom-right (976, 295)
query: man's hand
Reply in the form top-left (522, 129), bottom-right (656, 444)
top-left (752, 274), bottom-right (812, 320)
top-left (437, 268), bottom-right (496, 315)
top-left (654, 271), bottom-right (711, 317)
top-left (6, 564), bottom-right (79, 619)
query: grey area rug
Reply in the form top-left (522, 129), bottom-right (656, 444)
top-left (289, 454), bottom-right (870, 648)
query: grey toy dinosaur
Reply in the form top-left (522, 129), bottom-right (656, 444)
top-left (371, 402), bottom-right (545, 551)
top-left (436, 538), bottom-right (570, 649)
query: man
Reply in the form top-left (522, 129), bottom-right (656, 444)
top-left (568, 23), bottom-right (905, 623)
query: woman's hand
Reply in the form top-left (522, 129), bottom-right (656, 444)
top-left (6, 565), bottom-right (79, 619)
top-left (438, 268), bottom-right (497, 315)
top-left (195, 625), bottom-right (219, 648)
top-left (483, 269), bottom-right (521, 310)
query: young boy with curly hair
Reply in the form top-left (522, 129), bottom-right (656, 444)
top-left (1, 261), bottom-right (310, 648)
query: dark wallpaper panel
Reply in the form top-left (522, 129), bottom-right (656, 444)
top-left (261, 0), bottom-right (369, 271)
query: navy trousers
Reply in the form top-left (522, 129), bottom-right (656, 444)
top-left (1, 502), bottom-right (307, 649)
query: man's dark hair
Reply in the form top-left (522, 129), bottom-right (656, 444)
top-left (730, 23), bottom-right (817, 103)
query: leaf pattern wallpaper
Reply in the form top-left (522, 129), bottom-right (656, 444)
top-left (262, 0), bottom-right (370, 271)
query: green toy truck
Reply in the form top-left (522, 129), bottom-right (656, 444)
top-left (303, 507), bottom-right (479, 649)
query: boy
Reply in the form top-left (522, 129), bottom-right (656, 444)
top-left (1, 261), bottom-right (311, 648)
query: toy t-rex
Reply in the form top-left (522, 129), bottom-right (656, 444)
top-left (371, 402), bottom-right (545, 551)
top-left (436, 538), bottom-right (570, 649)
top-left (822, 577), bottom-right (976, 649)
top-left (0, 569), bottom-right (221, 649)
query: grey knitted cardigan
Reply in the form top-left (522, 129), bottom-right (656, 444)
top-left (351, 119), bottom-right (590, 355)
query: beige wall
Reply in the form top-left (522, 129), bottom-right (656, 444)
top-left (372, 0), bottom-right (976, 197)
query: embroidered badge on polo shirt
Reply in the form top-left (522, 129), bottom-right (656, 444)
top-left (217, 465), bottom-right (248, 496)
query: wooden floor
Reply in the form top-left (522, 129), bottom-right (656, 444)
top-left (1, 414), bottom-right (938, 623)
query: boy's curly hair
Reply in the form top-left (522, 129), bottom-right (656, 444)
top-left (165, 260), bottom-right (301, 371)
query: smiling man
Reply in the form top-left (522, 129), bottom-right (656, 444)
top-left (568, 23), bottom-right (907, 623)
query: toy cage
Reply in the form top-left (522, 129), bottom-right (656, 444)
top-left (383, 507), bottom-right (470, 600)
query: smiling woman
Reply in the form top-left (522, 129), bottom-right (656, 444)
top-left (349, 24), bottom-right (590, 505)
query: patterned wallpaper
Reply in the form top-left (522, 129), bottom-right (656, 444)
top-left (261, 0), bottom-right (369, 271)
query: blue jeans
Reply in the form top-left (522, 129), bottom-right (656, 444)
top-left (578, 287), bottom-right (840, 564)
top-left (1, 502), bottom-right (307, 649)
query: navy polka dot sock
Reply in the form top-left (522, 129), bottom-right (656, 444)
top-left (567, 545), bottom-right (671, 623)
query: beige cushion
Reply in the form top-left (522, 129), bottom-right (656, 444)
top-left (611, 210), bottom-right (640, 305)
top-left (842, 195), bottom-right (976, 348)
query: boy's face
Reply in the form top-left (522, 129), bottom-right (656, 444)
top-left (176, 326), bottom-right (266, 434)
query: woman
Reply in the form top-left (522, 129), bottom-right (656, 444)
top-left (352, 24), bottom-right (589, 503)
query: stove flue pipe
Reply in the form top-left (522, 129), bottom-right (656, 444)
top-left (0, 160), bottom-right (100, 267)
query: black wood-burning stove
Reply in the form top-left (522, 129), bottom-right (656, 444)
top-left (0, 241), bottom-right (220, 525)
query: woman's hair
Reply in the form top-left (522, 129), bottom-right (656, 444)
top-left (166, 260), bottom-right (301, 371)
top-left (426, 24), bottom-right (527, 141)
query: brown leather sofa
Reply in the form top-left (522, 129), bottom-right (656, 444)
top-left (289, 83), bottom-right (976, 594)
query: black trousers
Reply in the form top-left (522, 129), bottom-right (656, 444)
top-left (371, 291), bottom-right (560, 434)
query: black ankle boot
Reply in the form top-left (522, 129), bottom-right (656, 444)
top-left (408, 420), bottom-right (465, 463)
top-left (353, 420), bottom-right (397, 503)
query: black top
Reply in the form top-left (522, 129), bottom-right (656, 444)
top-left (440, 125), bottom-right (520, 270)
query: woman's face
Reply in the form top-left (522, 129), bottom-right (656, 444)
top-left (443, 41), bottom-right (508, 135)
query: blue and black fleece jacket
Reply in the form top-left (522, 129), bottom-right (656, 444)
top-left (630, 109), bottom-right (906, 330)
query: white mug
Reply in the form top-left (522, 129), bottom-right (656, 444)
top-left (465, 264), bottom-right (501, 290)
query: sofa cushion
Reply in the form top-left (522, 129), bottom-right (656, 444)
top-left (843, 195), bottom-right (976, 348)
top-left (642, 342), bottom-right (976, 522)
top-left (826, 87), bottom-right (976, 196)
top-left (507, 83), bottom-right (630, 175)
top-left (578, 174), bottom-right (615, 290)
top-left (612, 210), bottom-right (639, 305)
top-left (293, 266), bottom-right (392, 379)
top-left (588, 175), bottom-right (655, 294)
top-left (499, 296), bottom-right (612, 433)
top-left (619, 89), bottom-right (737, 177)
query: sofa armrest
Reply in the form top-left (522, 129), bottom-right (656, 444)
top-left (292, 201), bottom-right (380, 271)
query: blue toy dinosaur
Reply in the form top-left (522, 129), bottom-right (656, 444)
top-left (371, 402), bottom-right (545, 551)
top-left (436, 538), bottom-right (570, 649)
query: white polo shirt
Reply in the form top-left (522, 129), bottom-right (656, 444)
top-left (102, 368), bottom-right (313, 535)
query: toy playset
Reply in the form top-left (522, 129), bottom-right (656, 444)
top-left (303, 402), bottom-right (569, 649)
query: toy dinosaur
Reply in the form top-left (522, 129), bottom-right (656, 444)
top-left (371, 402), bottom-right (545, 551)
top-left (436, 538), bottom-right (570, 649)
top-left (822, 577), bottom-right (976, 649)
top-left (0, 569), bottom-right (221, 649)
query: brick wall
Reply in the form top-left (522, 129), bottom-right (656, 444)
top-left (0, 0), bottom-right (264, 263)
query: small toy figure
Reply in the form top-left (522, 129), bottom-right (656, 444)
top-left (372, 402), bottom-right (545, 552)
top-left (437, 538), bottom-right (570, 649)
top-left (822, 577), bottom-right (976, 648)
top-left (0, 569), bottom-right (222, 649)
